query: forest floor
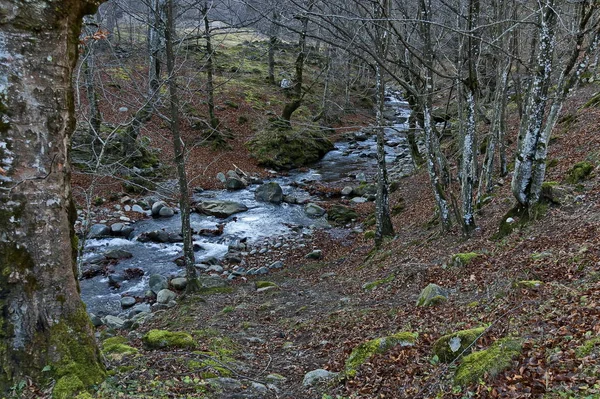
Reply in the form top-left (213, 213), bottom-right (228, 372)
top-left (61, 34), bottom-right (600, 399)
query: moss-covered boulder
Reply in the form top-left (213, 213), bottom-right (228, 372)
top-left (450, 252), bottom-right (480, 268)
top-left (432, 326), bottom-right (487, 363)
top-left (102, 336), bottom-right (138, 360)
top-left (541, 182), bottom-right (572, 205)
top-left (142, 330), bottom-right (196, 349)
top-left (416, 283), bottom-right (448, 307)
top-left (327, 205), bottom-right (358, 225)
top-left (566, 161), bottom-right (594, 184)
top-left (344, 332), bottom-right (417, 377)
top-left (246, 127), bottom-right (334, 170)
top-left (454, 338), bottom-right (522, 386)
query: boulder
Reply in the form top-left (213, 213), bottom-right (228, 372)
top-left (110, 223), bottom-right (125, 235)
top-left (104, 249), bottom-right (133, 260)
top-left (89, 224), bottom-right (110, 238)
top-left (142, 329), bottom-right (196, 349)
top-left (198, 275), bottom-right (228, 288)
top-left (454, 338), bottom-right (523, 385)
top-left (225, 177), bottom-right (247, 190)
top-left (341, 186), bottom-right (353, 196)
top-left (304, 203), bottom-right (326, 217)
top-left (196, 200), bottom-right (248, 218)
top-left (305, 249), bottom-right (322, 260)
top-left (432, 326), bottom-right (487, 363)
top-left (158, 206), bottom-right (175, 217)
top-left (149, 274), bottom-right (168, 294)
top-left (157, 289), bottom-right (176, 304)
top-left (327, 205), bottom-right (358, 224)
top-left (255, 182), bottom-right (283, 204)
top-left (246, 128), bottom-right (334, 170)
top-left (416, 283), bottom-right (448, 307)
top-left (103, 315), bottom-right (125, 330)
top-left (302, 369), bottom-right (338, 387)
top-left (171, 277), bottom-right (188, 290)
top-left (216, 172), bottom-right (227, 183)
top-left (120, 296), bottom-right (136, 309)
top-left (344, 332), bottom-right (417, 377)
top-left (151, 201), bottom-right (168, 216)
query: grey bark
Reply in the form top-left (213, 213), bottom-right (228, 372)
top-left (0, 0), bottom-right (106, 392)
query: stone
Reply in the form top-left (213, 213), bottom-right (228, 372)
top-left (89, 224), bottom-right (110, 238)
top-left (302, 369), bottom-right (338, 387)
top-left (151, 200), bottom-right (168, 216)
top-left (304, 203), bottom-right (326, 217)
top-left (110, 223), bottom-right (125, 234)
top-left (103, 315), bottom-right (125, 330)
top-left (255, 182), bottom-right (284, 204)
top-left (352, 197), bottom-right (367, 204)
top-left (344, 332), bottom-right (417, 377)
top-left (121, 226), bottom-right (134, 238)
top-left (305, 249), bottom-right (322, 259)
top-left (171, 277), bottom-right (188, 290)
top-left (196, 200), bottom-right (248, 218)
top-left (226, 177), bottom-right (247, 190)
top-left (120, 297), bottom-right (136, 309)
top-left (327, 205), bottom-right (358, 224)
top-left (208, 377), bottom-right (242, 390)
top-left (128, 303), bottom-right (151, 317)
top-left (454, 338), bottom-right (523, 385)
top-left (268, 261), bottom-right (284, 269)
top-left (89, 313), bottom-right (103, 327)
top-left (159, 206), bottom-right (175, 217)
top-left (104, 249), bottom-right (133, 260)
top-left (356, 172), bottom-right (367, 182)
top-left (206, 265), bottom-right (224, 273)
top-left (432, 326), bottom-right (487, 363)
top-left (216, 172), bottom-right (227, 183)
top-left (341, 186), bottom-right (353, 196)
top-left (149, 274), bottom-right (168, 294)
top-left (132, 204), bottom-right (144, 213)
top-left (198, 275), bottom-right (228, 288)
top-left (157, 289), bottom-right (176, 304)
top-left (416, 283), bottom-right (448, 307)
top-left (256, 267), bottom-right (269, 275)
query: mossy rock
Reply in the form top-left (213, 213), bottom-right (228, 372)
top-left (494, 203), bottom-right (547, 240)
top-left (327, 205), bottom-right (358, 225)
top-left (102, 336), bottom-right (138, 359)
top-left (566, 161), bottom-right (594, 184)
top-left (142, 329), bottom-right (196, 349)
top-left (364, 230), bottom-right (376, 240)
top-left (450, 252), bottom-right (480, 268)
top-left (416, 283), bottom-right (448, 307)
top-left (513, 280), bottom-right (543, 289)
top-left (246, 127), bottom-right (334, 170)
top-left (432, 326), bottom-right (487, 363)
top-left (53, 375), bottom-right (86, 399)
top-left (344, 332), bottom-right (417, 377)
top-left (255, 281), bottom-right (278, 289)
top-left (362, 273), bottom-right (395, 291)
top-left (454, 338), bottom-right (523, 386)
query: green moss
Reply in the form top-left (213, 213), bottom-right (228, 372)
top-left (53, 374), bottom-right (85, 399)
top-left (255, 281), bottom-right (278, 289)
top-left (454, 338), bottom-right (523, 386)
top-left (546, 158), bottom-right (559, 168)
top-left (575, 336), bottom-right (600, 358)
top-left (391, 200), bottom-right (406, 216)
top-left (327, 205), bottom-right (358, 225)
top-left (513, 280), bottom-right (543, 289)
top-left (344, 332), bottom-right (417, 377)
top-left (432, 326), bottom-right (488, 363)
top-left (364, 230), bottom-right (376, 240)
top-left (362, 273), bottom-right (395, 291)
top-left (102, 336), bottom-right (138, 357)
top-left (566, 161), bottom-right (594, 184)
top-left (246, 126), bottom-right (334, 170)
top-left (221, 306), bottom-right (235, 314)
top-left (142, 330), bottom-right (196, 349)
top-left (450, 252), bottom-right (480, 268)
top-left (416, 283), bottom-right (448, 307)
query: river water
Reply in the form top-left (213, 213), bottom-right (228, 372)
top-left (80, 95), bottom-right (412, 316)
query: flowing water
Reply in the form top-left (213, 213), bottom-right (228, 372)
top-left (80, 95), bottom-right (412, 316)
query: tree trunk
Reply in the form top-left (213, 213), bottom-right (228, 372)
top-left (374, 65), bottom-right (394, 245)
top-left (165, 0), bottom-right (199, 293)
top-left (0, 0), bottom-right (106, 394)
top-left (202, 2), bottom-right (220, 133)
top-left (268, 11), bottom-right (279, 85)
top-left (82, 17), bottom-right (102, 134)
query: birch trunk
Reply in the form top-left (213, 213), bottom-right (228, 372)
top-left (0, 0), bottom-right (105, 393)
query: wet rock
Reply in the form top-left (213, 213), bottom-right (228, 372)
top-left (216, 172), bottom-right (226, 183)
top-left (341, 186), bottom-right (353, 196)
top-left (302, 369), bottom-right (338, 387)
top-left (226, 176), bottom-right (247, 190)
top-left (268, 261), bottom-right (284, 269)
top-left (110, 223), bottom-right (125, 235)
top-left (132, 204), bottom-right (144, 213)
top-left (120, 296), bottom-right (136, 309)
top-left (255, 182), bottom-right (284, 204)
top-left (304, 203), bottom-right (326, 217)
top-left (327, 205), bottom-right (358, 224)
top-left (159, 206), bottom-right (175, 217)
top-left (89, 224), bottom-right (110, 238)
top-left (149, 274), bottom-right (168, 294)
top-left (196, 200), bottom-right (248, 218)
top-left (137, 230), bottom-right (182, 243)
top-left (256, 267), bottom-right (269, 275)
top-left (128, 303), bottom-right (151, 317)
top-left (89, 313), bottom-right (103, 327)
top-left (206, 265), bottom-right (224, 273)
top-left (151, 200), bottom-right (168, 216)
top-left (104, 249), bottom-right (133, 260)
top-left (157, 289), bottom-right (176, 304)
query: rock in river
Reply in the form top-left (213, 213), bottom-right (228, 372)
top-left (196, 200), bottom-right (248, 218)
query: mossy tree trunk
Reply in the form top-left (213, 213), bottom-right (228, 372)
top-left (268, 10), bottom-right (279, 85)
top-left (0, 0), bottom-right (106, 394)
top-left (201, 1), bottom-right (222, 141)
